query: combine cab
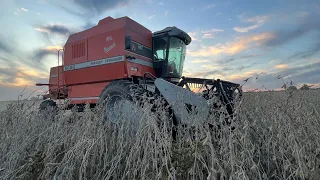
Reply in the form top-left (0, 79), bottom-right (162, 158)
top-left (37, 16), bottom-right (242, 124)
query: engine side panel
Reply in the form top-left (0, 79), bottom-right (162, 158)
top-left (63, 28), bottom-right (127, 86)
top-left (68, 82), bottom-right (110, 104)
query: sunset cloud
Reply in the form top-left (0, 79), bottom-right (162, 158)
top-left (191, 59), bottom-right (211, 63)
top-left (33, 46), bottom-right (63, 61)
top-left (201, 29), bottom-right (224, 39)
top-left (234, 25), bottom-right (259, 33)
top-left (275, 64), bottom-right (289, 69)
top-left (35, 24), bottom-right (75, 36)
top-left (0, 66), bottom-right (48, 87)
top-left (188, 32), bottom-right (274, 57)
top-left (188, 29), bottom-right (224, 41)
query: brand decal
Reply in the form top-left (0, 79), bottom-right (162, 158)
top-left (63, 56), bottom-right (153, 72)
top-left (104, 42), bottom-right (116, 53)
top-left (64, 56), bottom-right (124, 71)
top-left (64, 65), bottom-right (75, 71)
top-left (106, 36), bottom-right (113, 42)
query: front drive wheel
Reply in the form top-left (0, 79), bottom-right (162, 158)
top-left (97, 80), bottom-right (145, 124)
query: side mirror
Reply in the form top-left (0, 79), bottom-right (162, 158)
top-left (125, 35), bottom-right (132, 50)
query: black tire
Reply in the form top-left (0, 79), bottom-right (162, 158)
top-left (97, 80), bottom-right (142, 122)
top-left (98, 80), bottom-right (135, 104)
top-left (97, 80), bottom-right (172, 122)
top-left (39, 99), bottom-right (57, 111)
top-left (98, 79), bottom-right (178, 140)
top-left (39, 99), bottom-right (58, 120)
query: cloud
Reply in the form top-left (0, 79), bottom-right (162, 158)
top-left (234, 24), bottom-right (260, 33)
top-left (285, 40), bottom-right (320, 62)
top-left (261, 15), bottom-right (320, 62)
top-left (201, 29), bottom-right (224, 39)
top-left (231, 61), bottom-right (320, 89)
top-left (35, 24), bottom-right (75, 36)
top-left (0, 36), bottom-right (49, 73)
top-left (205, 4), bottom-right (215, 9)
top-left (33, 46), bottom-right (63, 61)
top-left (234, 15), bottom-right (269, 33)
top-left (13, 7), bottom-right (29, 16)
top-left (148, 15), bottom-right (155, 19)
top-left (165, 10), bottom-right (168, 16)
top-left (275, 64), bottom-right (288, 69)
top-left (187, 33), bottom-right (273, 57)
top-left (238, 63), bottom-right (256, 71)
top-left (188, 29), bottom-right (224, 41)
top-left (184, 59), bottom-right (320, 90)
top-left (0, 41), bottom-right (13, 54)
top-left (34, 24), bottom-right (76, 45)
top-left (191, 59), bottom-right (211, 63)
top-left (296, 11), bottom-right (309, 18)
top-left (70, 0), bottom-right (130, 17)
top-left (21, 8), bottom-right (28, 12)
top-left (188, 32), bottom-right (199, 41)
top-left (182, 63), bottom-right (238, 79)
top-left (246, 16), bottom-right (269, 24)
top-left (0, 34), bottom-right (53, 75)
top-left (262, 16), bottom-right (320, 47)
top-left (0, 66), bottom-right (48, 88)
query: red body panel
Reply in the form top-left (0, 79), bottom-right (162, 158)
top-left (47, 66), bottom-right (67, 99)
top-left (59, 16), bottom-right (156, 104)
top-left (68, 82), bottom-right (110, 104)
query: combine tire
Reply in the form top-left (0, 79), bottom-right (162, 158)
top-left (98, 80), bottom-right (145, 123)
top-left (39, 99), bottom-right (58, 120)
top-left (98, 80), bottom-right (172, 122)
top-left (98, 80), bottom-right (177, 140)
top-left (39, 99), bottom-right (57, 111)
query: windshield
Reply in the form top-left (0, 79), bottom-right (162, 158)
top-left (167, 37), bottom-right (186, 76)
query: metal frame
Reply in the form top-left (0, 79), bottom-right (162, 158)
top-left (177, 76), bottom-right (242, 115)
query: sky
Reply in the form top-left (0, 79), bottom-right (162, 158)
top-left (0, 0), bottom-right (320, 100)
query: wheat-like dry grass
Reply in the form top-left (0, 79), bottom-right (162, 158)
top-left (0, 89), bottom-right (320, 180)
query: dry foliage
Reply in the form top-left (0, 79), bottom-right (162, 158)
top-left (0, 89), bottom-right (320, 180)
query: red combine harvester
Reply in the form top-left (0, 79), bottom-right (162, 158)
top-left (37, 16), bottom-right (242, 123)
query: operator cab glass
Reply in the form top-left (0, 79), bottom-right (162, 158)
top-left (167, 37), bottom-right (186, 76)
top-left (153, 37), bottom-right (168, 62)
top-left (152, 27), bottom-right (191, 79)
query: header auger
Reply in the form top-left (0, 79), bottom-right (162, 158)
top-left (36, 16), bottom-right (242, 127)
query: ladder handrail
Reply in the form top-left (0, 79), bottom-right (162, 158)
top-left (58, 49), bottom-right (64, 103)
